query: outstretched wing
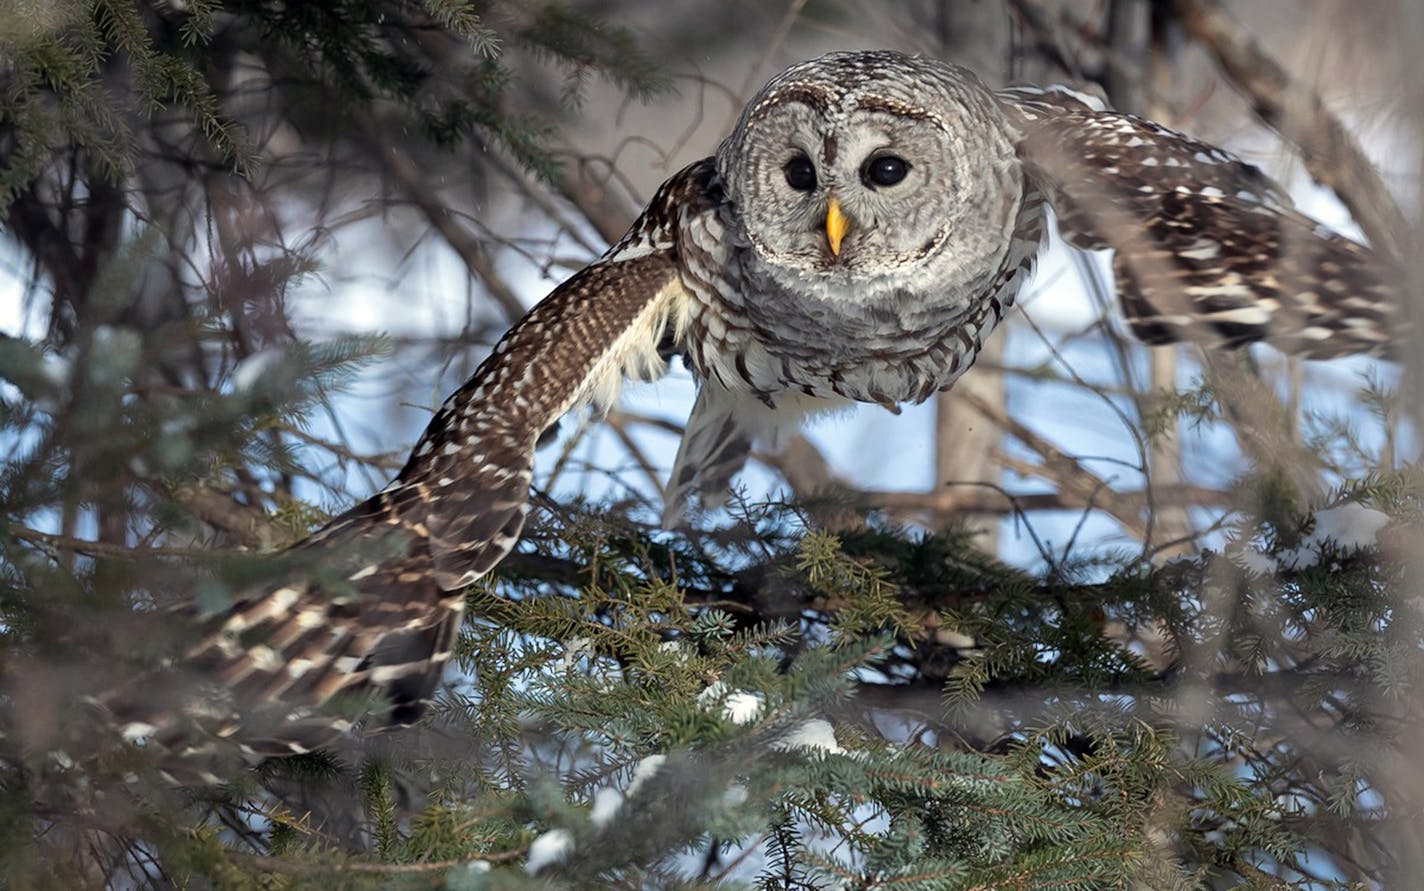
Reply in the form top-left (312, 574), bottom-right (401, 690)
top-left (103, 159), bottom-right (719, 766)
top-left (999, 87), bottom-right (1404, 358)
top-left (383, 252), bottom-right (689, 593)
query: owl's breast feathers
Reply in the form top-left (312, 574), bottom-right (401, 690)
top-left (661, 155), bottom-right (1046, 522)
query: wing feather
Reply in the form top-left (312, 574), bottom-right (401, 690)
top-left (402, 250), bottom-right (691, 590)
top-left (99, 160), bottom-right (718, 768)
top-left (1000, 88), bottom-right (1404, 358)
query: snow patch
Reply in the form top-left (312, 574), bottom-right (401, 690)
top-left (722, 691), bottom-right (765, 725)
top-left (625, 753), bottom-right (665, 799)
top-left (697, 682), bottom-right (765, 724)
top-left (231, 348), bottom-right (285, 393)
top-left (695, 680), bottom-right (727, 706)
top-left (656, 639), bottom-right (690, 663)
top-left (589, 787), bottom-right (623, 827)
top-left (447, 860), bottom-right (490, 882)
top-left (1309, 503), bottom-right (1390, 551)
top-left (524, 828), bottom-right (574, 873)
top-left (589, 753), bottom-right (668, 827)
top-left (40, 353), bottom-right (71, 388)
top-left (1280, 503), bottom-right (1390, 569)
top-left (1233, 548), bottom-right (1279, 577)
top-left (557, 636), bottom-right (593, 673)
top-left (772, 718), bottom-right (846, 755)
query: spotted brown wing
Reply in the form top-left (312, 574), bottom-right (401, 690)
top-left (1000, 87), bottom-right (1403, 358)
top-left (99, 160), bottom-right (717, 767)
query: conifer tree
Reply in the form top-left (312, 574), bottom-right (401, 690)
top-left (0, 1), bottom-right (1419, 887)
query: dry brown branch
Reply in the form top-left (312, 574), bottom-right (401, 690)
top-left (957, 389), bottom-right (1151, 540)
top-left (1005, 0), bottom-right (1085, 77)
top-left (1171, 0), bottom-right (1410, 259)
top-left (763, 433), bottom-right (837, 496)
top-left (169, 484), bottom-right (278, 549)
top-left (601, 411), bottom-right (670, 498)
top-left (727, 0), bottom-right (812, 130)
top-left (271, 421), bottom-right (405, 472)
top-left (244, 847), bottom-right (524, 876)
top-left (355, 111), bottom-right (526, 324)
top-left (865, 482), bottom-right (1230, 517)
top-left (485, 152), bottom-right (603, 259)
top-left (11, 526), bottom-right (216, 559)
top-left (608, 410), bottom-right (1229, 523)
top-left (557, 160), bottom-right (642, 245)
top-left (1199, 351), bottom-right (1325, 503)
top-left (608, 408), bottom-right (842, 505)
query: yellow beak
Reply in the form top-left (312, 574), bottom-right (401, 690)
top-left (825, 198), bottom-right (849, 256)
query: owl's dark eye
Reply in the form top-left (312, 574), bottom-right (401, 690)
top-left (863, 155), bottom-right (911, 187)
top-left (783, 155), bottom-right (817, 191)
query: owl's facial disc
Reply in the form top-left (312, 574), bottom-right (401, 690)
top-left (823, 152), bottom-right (913, 258)
top-left (725, 100), bottom-right (964, 284)
top-left (717, 65), bottom-right (1024, 299)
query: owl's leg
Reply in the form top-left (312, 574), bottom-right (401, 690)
top-left (662, 383), bottom-right (846, 528)
top-left (663, 383), bottom-right (758, 528)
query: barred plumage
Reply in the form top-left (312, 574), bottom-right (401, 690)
top-left (1002, 85), bottom-right (1402, 357)
top-left (107, 50), bottom-right (1403, 771)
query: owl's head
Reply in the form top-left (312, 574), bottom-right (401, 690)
top-left (716, 51), bottom-right (1024, 300)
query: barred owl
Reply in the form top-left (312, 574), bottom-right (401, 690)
top-left (107, 50), bottom-right (1403, 767)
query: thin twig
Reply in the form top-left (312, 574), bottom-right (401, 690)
top-left (725, 0), bottom-right (811, 131)
top-left (356, 110), bottom-right (527, 324)
top-left (958, 389), bottom-right (1152, 540)
top-left (11, 525), bottom-right (215, 559)
top-left (861, 483), bottom-right (1230, 516)
top-left (243, 847), bottom-right (524, 875)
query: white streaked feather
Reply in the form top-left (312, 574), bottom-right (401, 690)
top-left (564, 276), bottom-right (689, 421)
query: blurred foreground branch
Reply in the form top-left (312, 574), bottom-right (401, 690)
top-left (1171, 0), bottom-right (1410, 258)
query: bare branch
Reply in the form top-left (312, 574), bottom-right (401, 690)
top-left (1171, 0), bottom-right (1410, 259)
top-left (356, 111), bottom-right (527, 324)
